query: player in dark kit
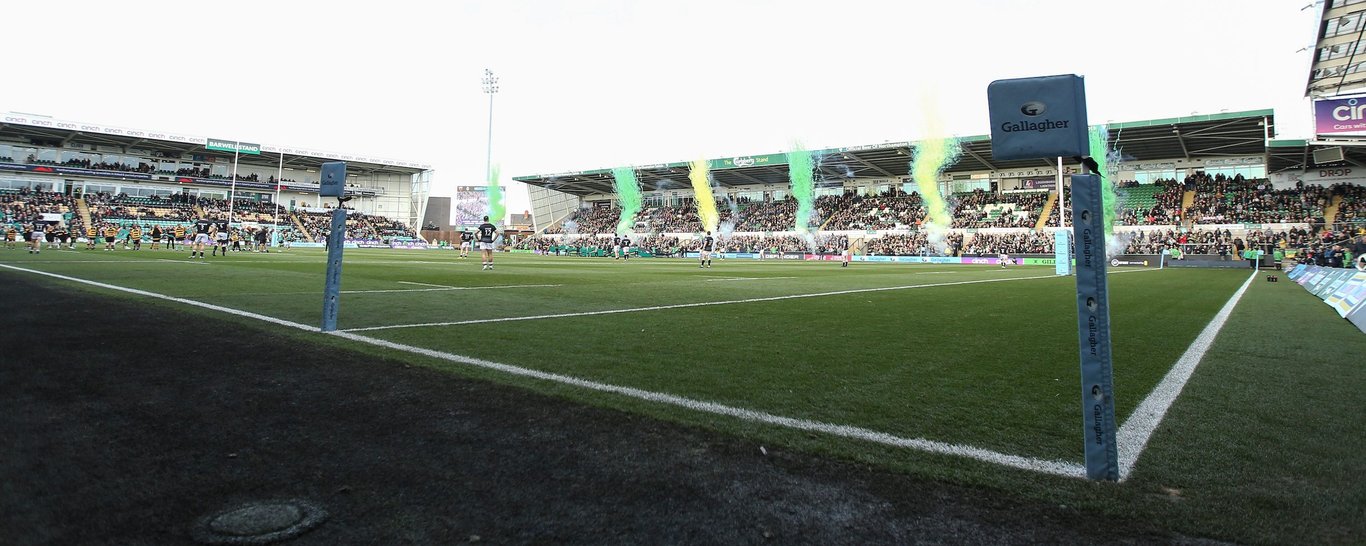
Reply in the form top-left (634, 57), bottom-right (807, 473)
top-left (150, 225), bottom-right (162, 251)
top-left (699, 231), bottom-right (714, 268)
top-left (212, 217), bottom-right (230, 257)
top-left (477, 216), bottom-right (498, 270)
top-left (28, 221), bottom-right (46, 253)
top-left (191, 217), bottom-right (213, 259)
top-left (459, 229), bottom-right (473, 258)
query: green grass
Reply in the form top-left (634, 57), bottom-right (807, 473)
top-left (2, 247), bottom-right (1362, 544)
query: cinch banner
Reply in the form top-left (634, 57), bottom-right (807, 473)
top-left (1314, 96), bottom-right (1366, 136)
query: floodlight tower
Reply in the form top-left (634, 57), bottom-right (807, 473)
top-left (482, 68), bottom-right (499, 185)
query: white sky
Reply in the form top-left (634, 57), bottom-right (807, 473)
top-left (4, 0), bottom-right (1320, 214)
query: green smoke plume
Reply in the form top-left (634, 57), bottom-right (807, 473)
top-left (911, 135), bottom-right (962, 250)
top-left (486, 164), bottom-right (505, 225)
top-left (787, 143), bottom-right (815, 233)
top-left (612, 167), bottom-right (641, 235)
top-left (1087, 125), bottom-right (1118, 235)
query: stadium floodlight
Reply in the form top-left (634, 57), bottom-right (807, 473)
top-left (483, 68), bottom-right (499, 186)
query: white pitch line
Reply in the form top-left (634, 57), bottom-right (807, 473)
top-left (344, 273), bottom-right (1065, 332)
top-left (0, 262), bottom-right (1086, 480)
top-left (704, 276), bottom-right (798, 282)
top-left (1114, 269), bottom-right (1258, 481)
top-left (397, 280), bottom-right (457, 288)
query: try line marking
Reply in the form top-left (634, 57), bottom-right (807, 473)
top-left (346, 270), bottom-right (1162, 333)
top-left (0, 262), bottom-right (1086, 479)
top-left (1114, 268), bottom-right (1257, 481)
top-left (703, 276), bottom-right (798, 282)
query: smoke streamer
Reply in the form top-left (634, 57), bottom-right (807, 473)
top-left (910, 132), bottom-right (962, 254)
top-left (486, 164), bottom-right (505, 224)
top-left (787, 143), bottom-right (815, 233)
top-left (1087, 125), bottom-right (1119, 236)
top-left (689, 159), bottom-right (719, 233)
top-left (612, 167), bottom-right (642, 235)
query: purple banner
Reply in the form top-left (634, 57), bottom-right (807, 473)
top-left (1314, 97), bottom-right (1366, 136)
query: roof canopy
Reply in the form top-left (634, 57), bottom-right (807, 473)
top-left (515, 109), bottom-right (1274, 197)
top-left (0, 113), bottom-right (430, 177)
top-left (1306, 0), bottom-right (1366, 97)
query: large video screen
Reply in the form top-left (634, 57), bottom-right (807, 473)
top-left (453, 186), bottom-right (491, 226)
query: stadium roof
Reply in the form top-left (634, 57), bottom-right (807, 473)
top-left (514, 109), bottom-right (1275, 197)
top-left (0, 112), bottom-right (432, 176)
top-left (1306, 0), bottom-right (1366, 97)
top-left (1266, 137), bottom-right (1366, 173)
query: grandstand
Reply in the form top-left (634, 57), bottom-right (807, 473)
top-left (0, 112), bottom-right (434, 245)
top-left (516, 109), bottom-right (1365, 261)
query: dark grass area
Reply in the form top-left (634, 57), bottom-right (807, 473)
top-left (0, 273), bottom-right (1214, 545)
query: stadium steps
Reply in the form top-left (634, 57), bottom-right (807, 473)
top-left (1035, 192), bottom-right (1057, 230)
top-left (817, 209), bottom-right (839, 231)
top-left (291, 212), bottom-right (314, 243)
top-left (1180, 189), bottom-right (1197, 227)
top-left (75, 197), bottom-right (93, 228)
top-left (1325, 194), bottom-right (1344, 225)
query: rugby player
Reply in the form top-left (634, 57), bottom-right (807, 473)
top-left (191, 215), bottom-right (213, 259)
top-left (212, 216), bottom-right (230, 257)
top-left (129, 225), bottom-right (143, 251)
top-left (28, 220), bottom-right (46, 254)
top-left (171, 223), bottom-right (186, 250)
top-left (477, 216), bottom-right (497, 270)
top-left (699, 231), bottom-right (714, 268)
top-left (459, 229), bottom-right (473, 258)
top-left (102, 224), bottom-right (118, 251)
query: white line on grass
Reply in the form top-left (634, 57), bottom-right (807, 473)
top-left (344, 273), bottom-right (1068, 332)
top-left (0, 262), bottom-right (1087, 479)
top-left (704, 276), bottom-right (798, 282)
top-left (397, 280), bottom-right (459, 288)
top-left (1114, 269), bottom-right (1258, 481)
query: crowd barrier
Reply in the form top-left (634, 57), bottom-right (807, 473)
top-left (1285, 264), bottom-right (1366, 334)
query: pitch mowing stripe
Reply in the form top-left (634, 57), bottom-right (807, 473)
top-left (0, 262), bottom-right (1087, 479)
top-left (1113, 269), bottom-right (1258, 481)
top-left (339, 284), bottom-right (564, 294)
top-left (343, 273), bottom-right (1068, 332)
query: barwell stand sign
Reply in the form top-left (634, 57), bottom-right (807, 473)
top-left (988, 74), bottom-right (1119, 481)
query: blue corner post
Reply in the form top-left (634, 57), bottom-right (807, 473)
top-left (1070, 174), bottom-right (1119, 481)
top-left (320, 208), bottom-right (346, 331)
top-left (319, 161), bottom-right (347, 332)
top-left (987, 74), bottom-right (1117, 480)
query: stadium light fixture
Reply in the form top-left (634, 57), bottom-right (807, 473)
top-left (483, 68), bottom-right (499, 191)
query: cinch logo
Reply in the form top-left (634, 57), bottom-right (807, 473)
top-left (1020, 101), bottom-right (1046, 116)
top-left (1332, 98), bottom-right (1366, 121)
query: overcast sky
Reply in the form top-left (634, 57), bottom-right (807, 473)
top-left (4, 0), bottom-right (1319, 213)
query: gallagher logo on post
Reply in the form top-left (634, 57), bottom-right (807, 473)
top-left (1021, 101), bottom-right (1047, 116)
